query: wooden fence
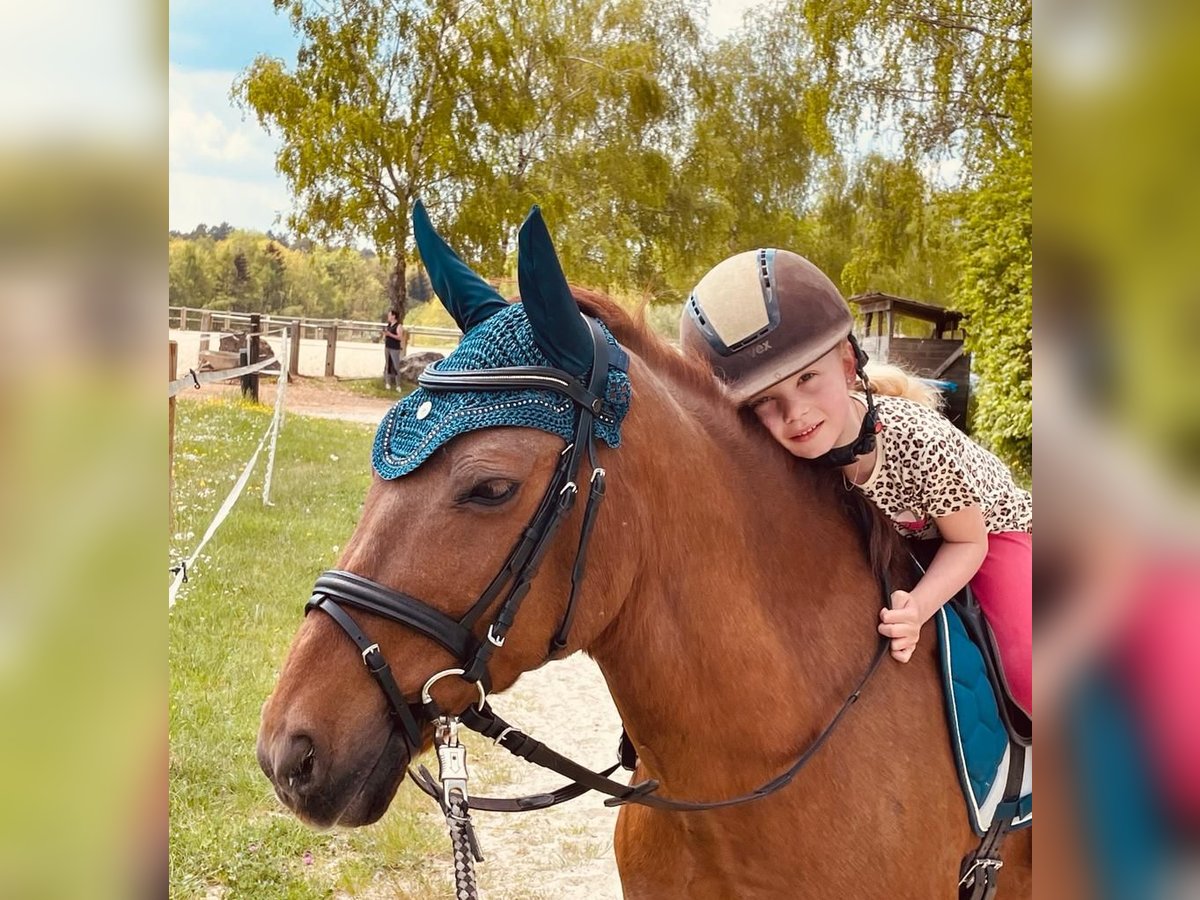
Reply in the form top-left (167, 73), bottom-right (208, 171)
top-left (168, 306), bottom-right (462, 379)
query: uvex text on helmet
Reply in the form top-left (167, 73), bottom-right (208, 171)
top-left (680, 249), bottom-right (853, 403)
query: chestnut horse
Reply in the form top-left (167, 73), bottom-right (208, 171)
top-left (257, 207), bottom-right (1031, 898)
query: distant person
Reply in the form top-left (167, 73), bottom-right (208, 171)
top-left (383, 309), bottom-right (404, 390)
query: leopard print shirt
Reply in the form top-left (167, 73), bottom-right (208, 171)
top-left (853, 394), bottom-right (1032, 540)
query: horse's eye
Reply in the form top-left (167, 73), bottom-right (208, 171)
top-left (460, 479), bottom-right (518, 506)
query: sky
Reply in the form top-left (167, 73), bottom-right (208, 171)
top-left (168, 0), bottom-right (768, 235)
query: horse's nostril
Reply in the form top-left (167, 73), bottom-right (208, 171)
top-left (292, 746), bottom-right (316, 786)
top-left (277, 734), bottom-right (317, 794)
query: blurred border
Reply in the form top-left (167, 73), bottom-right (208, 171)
top-left (0, 0), bottom-right (164, 896)
top-left (1039, 0), bottom-right (1200, 896)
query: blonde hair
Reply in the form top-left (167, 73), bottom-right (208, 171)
top-left (854, 361), bottom-right (943, 410)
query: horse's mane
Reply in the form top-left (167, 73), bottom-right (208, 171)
top-left (570, 287), bottom-right (906, 588)
top-left (571, 288), bottom-right (729, 407)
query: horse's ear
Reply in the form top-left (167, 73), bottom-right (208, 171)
top-left (412, 200), bottom-right (508, 333)
top-left (517, 205), bottom-right (592, 375)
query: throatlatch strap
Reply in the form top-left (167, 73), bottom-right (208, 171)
top-left (550, 466), bottom-right (605, 653)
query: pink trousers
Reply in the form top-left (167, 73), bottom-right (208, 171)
top-left (1120, 558), bottom-right (1200, 823)
top-left (970, 531), bottom-right (1033, 716)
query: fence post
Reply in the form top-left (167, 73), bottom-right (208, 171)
top-left (325, 322), bottom-right (338, 377)
top-left (169, 340), bottom-right (177, 532)
top-left (244, 314), bottom-right (261, 402)
top-left (288, 321), bottom-right (299, 379)
top-left (200, 311), bottom-right (213, 351)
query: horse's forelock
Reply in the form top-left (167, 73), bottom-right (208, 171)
top-left (570, 288), bottom-right (731, 407)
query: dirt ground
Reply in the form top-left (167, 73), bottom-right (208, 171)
top-left (181, 377), bottom-right (628, 898)
top-left (445, 656), bottom-right (625, 900)
top-left (175, 376), bottom-right (400, 425)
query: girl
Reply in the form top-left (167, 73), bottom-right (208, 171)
top-left (680, 248), bottom-right (1032, 715)
top-left (382, 309), bottom-right (405, 390)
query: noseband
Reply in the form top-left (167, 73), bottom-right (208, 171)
top-left (305, 317), bottom-right (619, 750)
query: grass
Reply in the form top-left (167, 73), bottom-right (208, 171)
top-left (169, 397), bottom-right (447, 899)
top-left (335, 377), bottom-right (416, 401)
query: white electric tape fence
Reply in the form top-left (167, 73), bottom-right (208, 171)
top-left (169, 329), bottom-right (291, 608)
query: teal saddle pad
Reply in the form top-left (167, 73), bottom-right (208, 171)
top-left (936, 604), bottom-right (1032, 835)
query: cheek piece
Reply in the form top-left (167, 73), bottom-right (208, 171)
top-left (810, 335), bottom-right (881, 468)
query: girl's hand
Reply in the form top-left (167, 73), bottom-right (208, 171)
top-left (879, 590), bottom-right (922, 662)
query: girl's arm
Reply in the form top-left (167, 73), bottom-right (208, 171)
top-left (878, 504), bottom-right (989, 661)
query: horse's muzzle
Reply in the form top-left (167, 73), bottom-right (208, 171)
top-left (257, 724), bottom-right (411, 827)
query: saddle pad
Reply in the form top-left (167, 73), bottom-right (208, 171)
top-left (936, 605), bottom-right (1032, 835)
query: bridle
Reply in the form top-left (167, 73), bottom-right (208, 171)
top-left (305, 316), bottom-right (619, 752)
top-left (302, 313), bottom-right (891, 818)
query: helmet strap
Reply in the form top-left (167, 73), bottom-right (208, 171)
top-left (813, 349), bottom-right (881, 467)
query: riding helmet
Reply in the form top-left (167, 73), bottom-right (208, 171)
top-left (680, 249), bottom-right (857, 404)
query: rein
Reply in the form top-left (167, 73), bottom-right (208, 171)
top-left (302, 317), bottom-right (893, 888)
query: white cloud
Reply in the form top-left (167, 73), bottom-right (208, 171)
top-left (169, 65), bottom-right (280, 176)
top-left (165, 0), bottom-right (773, 233)
top-left (169, 65), bottom-right (293, 231)
top-left (170, 170), bottom-right (294, 233)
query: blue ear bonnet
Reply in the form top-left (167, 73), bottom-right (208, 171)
top-left (372, 302), bottom-right (632, 479)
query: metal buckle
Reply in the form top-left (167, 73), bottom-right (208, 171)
top-left (361, 642), bottom-right (380, 664)
top-left (958, 857), bottom-right (1003, 887)
top-left (487, 624), bottom-right (506, 647)
top-left (494, 726), bottom-right (516, 745)
top-left (434, 716), bottom-right (470, 808)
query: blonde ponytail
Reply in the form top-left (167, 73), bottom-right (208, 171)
top-left (855, 361), bottom-right (943, 410)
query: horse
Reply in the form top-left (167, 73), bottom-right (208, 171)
top-left (256, 203), bottom-right (1032, 898)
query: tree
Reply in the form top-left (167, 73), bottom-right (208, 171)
top-left (235, 0), bottom-right (494, 318)
top-left (656, 16), bottom-right (828, 295)
top-left (795, 0), bottom-right (1031, 169)
top-left (954, 141), bottom-right (1032, 476)
top-left (784, 0), bottom-right (1031, 459)
top-left (822, 154), bottom-right (959, 302)
top-left (168, 240), bottom-right (216, 307)
top-left (235, 0), bottom-right (704, 314)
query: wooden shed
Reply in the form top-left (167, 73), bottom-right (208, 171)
top-left (849, 292), bottom-right (971, 431)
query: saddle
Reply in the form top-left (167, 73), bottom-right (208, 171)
top-left (933, 581), bottom-right (1032, 900)
top-left (951, 587), bottom-right (1031, 747)
top-left (907, 540), bottom-right (1030, 746)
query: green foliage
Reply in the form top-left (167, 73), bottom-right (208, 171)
top-left (169, 230), bottom-right (389, 319)
top-left (794, 0), bottom-right (1031, 167)
top-left (191, 0), bottom-right (1031, 463)
top-left (781, 0), bottom-right (1032, 462)
top-left (808, 155), bottom-right (961, 302)
top-left (233, 0), bottom-right (704, 315)
top-left (953, 143), bottom-right (1033, 477)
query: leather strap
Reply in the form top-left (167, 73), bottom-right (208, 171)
top-left (451, 636), bottom-right (889, 812)
top-left (408, 760), bottom-right (626, 812)
top-left (310, 571), bottom-right (475, 661)
top-left (309, 596), bottom-right (425, 749)
top-left (959, 741), bottom-right (1027, 899)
